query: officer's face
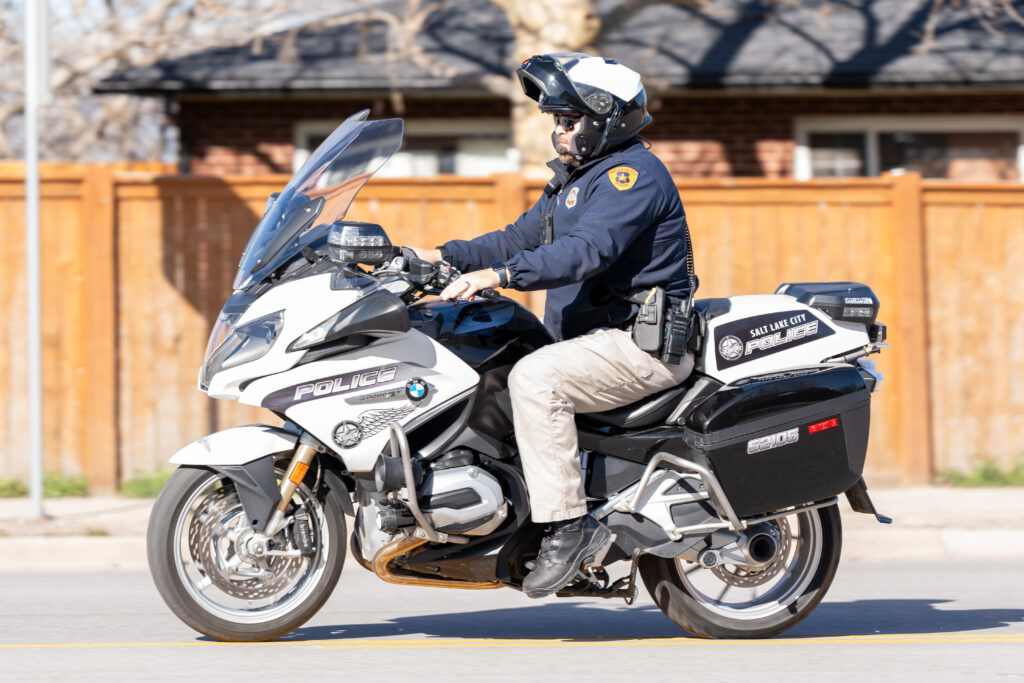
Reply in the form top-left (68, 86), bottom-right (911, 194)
top-left (553, 114), bottom-right (582, 165)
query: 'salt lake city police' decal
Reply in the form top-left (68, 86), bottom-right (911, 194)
top-left (262, 364), bottom-right (405, 411)
top-left (714, 310), bottom-right (835, 369)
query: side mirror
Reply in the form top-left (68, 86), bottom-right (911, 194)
top-left (327, 221), bottom-right (393, 266)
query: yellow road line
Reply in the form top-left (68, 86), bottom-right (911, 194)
top-left (1, 634), bottom-right (1022, 650)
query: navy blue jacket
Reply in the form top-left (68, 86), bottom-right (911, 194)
top-left (443, 139), bottom-right (694, 341)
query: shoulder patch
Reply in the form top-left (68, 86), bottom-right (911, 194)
top-left (607, 166), bottom-right (639, 191)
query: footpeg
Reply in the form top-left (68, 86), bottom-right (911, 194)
top-left (557, 552), bottom-right (640, 604)
top-left (579, 565), bottom-right (610, 587)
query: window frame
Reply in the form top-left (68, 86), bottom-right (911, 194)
top-left (793, 115), bottom-right (1024, 181)
top-left (292, 117), bottom-right (514, 174)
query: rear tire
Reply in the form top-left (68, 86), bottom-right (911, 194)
top-left (639, 504), bottom-right (842, 639)
top-left (148, 465), bottom-right (346, 642)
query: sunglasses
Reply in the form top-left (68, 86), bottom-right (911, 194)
top-left (553, 114), bottom-right (582, 130)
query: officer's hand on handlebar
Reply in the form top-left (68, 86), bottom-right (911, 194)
top-left (440, 268), bottom-right (501, 303)
top-left (406, 246), bottom-right (442, 263)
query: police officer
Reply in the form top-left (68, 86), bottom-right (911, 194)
top-left (411, 53), bottom-right (695, 598)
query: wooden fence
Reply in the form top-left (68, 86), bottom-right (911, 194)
top-left (0, 165), bottom-right (1020, 490)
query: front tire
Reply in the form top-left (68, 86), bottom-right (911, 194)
top-left (148, 465), bottom-right (346, 642)
top-left (639, 504), bottom-right (842, 639)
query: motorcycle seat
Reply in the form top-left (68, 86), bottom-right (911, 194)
top-left (578, 383), bottom-right (689, 430)
top-left (577, 299), bottom-right (730, 431)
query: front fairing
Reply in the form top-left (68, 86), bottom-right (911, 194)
top-left (202, 272), bottom-right (373, 398)
top-left (199, 111), bottom-right (403, 394)
top-left (234, 110), bottom-right (404, 291)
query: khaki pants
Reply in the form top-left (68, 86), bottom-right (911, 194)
top-left (508, 327), bottom-right (694, 523)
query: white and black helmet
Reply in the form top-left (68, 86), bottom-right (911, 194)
top-left (516, 53), bottom-right (652, 161)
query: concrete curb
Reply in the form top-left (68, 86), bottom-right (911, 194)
top-left (0, 537), bottom-right (376, 573)
top-left (0, 537), bottom-right (150, 572)
top-left (841, 528), bottom-right (1024, 562)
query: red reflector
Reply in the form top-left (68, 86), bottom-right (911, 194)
top-left (808, 417), bottom-right (839, 434)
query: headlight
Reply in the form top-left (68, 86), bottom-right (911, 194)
top-left (200, 310), bottom-right (284, 390)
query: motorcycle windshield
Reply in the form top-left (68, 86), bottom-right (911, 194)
top-left (233, 110), bottom-right (404, 290)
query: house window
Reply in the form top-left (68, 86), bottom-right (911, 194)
top-left (808, 133), bottom-right (867, 177)
top-left (795, 117), bottom-right (1024, 181)
top-left (293, 118), bottom-right (517, 177)
top-left (878, 132), bottom-right (1019, 181)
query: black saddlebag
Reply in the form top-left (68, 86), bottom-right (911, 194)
top-left (684, 365), bottom-right (870, 518)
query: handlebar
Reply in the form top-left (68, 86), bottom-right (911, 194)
top-left (375, 250), bottom-right (502, 304)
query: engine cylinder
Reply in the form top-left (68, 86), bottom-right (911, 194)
top-left (419, 464), bottom-right (507, 536)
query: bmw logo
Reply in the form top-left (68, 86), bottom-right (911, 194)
top-left (332, 421), bottom-right (363, 449)
top-left (405, 378), bottom-right (428, 401)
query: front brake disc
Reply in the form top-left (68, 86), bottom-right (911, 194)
top-left (187, 487), bottom-right (304, 600)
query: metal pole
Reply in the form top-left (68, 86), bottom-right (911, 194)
top-left (25, 0), bottom-right (45, 519)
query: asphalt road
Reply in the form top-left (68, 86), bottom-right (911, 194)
top-left (2, 560), bottom-right (1023, 682)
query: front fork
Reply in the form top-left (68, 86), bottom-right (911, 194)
top-left (263, 434), bottom-right (320, 537)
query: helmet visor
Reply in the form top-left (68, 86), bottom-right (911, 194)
top-left (516, 55), bottom-right (594, 114)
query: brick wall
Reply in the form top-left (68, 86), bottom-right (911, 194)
top-left (175, 92), bottom-right (1024, 177)
top-left (174, 97), bottom-right (510, 175)
top-left (646, 92), bottom-right (1024, 177)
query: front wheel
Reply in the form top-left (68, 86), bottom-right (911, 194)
top-left (639, 504), bottom-right (842, 639)
top-left (148, 465), bottom-right (346, 642)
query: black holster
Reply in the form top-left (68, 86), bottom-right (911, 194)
top-left (629, 286), bottom-right (665, 355)
top-left (627, 287), bottom-right (694, 366)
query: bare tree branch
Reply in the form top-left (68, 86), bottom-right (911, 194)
top-left (2, 0), bottom-right (1022, 166)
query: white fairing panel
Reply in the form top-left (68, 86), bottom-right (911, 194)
top-left (170, 425), bottom-right (299, 465)
top-left (206, 273), bottom-right (364, 400)
top-left (240, 328), bottom-right (480, 472)
top-left (700, 295), bottom-right (870, 384)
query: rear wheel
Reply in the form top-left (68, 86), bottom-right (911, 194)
top-left (639, 504), bottom-right (841, 639)
top-left (148, 465), bottom-right (346, 642)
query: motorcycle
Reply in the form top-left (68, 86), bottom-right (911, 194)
top-left (148, 110), bottom-right (891, 642)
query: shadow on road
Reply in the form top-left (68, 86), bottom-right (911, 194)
top-left (788, 599), bottom-right (1024, 638)
top-left (285, 603), bottom-right (682, 642)
top-left (275, 599), bottom-right (1024, 643)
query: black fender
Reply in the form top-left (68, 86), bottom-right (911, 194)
top-left (204, 454), bottom-right (355, 532)
top-left (209, 456), bottom-right (280, 532)
top-left (321, 466), bottom-right (355, 518)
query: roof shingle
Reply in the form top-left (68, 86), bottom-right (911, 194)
top-left (96, 0), bottom-right (1024, 95)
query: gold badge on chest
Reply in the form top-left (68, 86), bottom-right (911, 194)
top-left (565, 186), bottom-right (579, 208)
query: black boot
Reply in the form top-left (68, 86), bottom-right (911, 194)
top-left (522, 515), bottom-right (613, 599)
